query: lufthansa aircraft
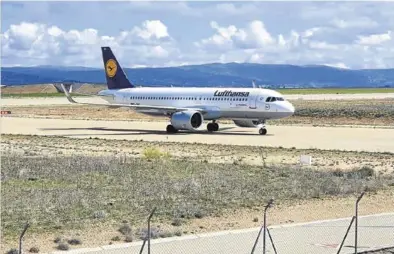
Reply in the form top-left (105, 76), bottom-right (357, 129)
top-left (61, 47), bottom-right (295, 135)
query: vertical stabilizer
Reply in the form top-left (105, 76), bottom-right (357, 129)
top-left (101, 47), bottom-right (135, 89)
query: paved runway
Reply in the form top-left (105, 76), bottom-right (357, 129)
top-left (2, 93), bottom-right (394, 106)
top-left (48, 213), bottom-right (394, 254)
top-left (2, 117), bottom-right (394, 152)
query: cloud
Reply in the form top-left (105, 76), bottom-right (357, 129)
top-left (1, 20), bottom-right (177, 67)
top-left (357, 31), bottom-right (392, 45)
top-left (2, 1), bottom-right (394, 69)
top-left (194, 18), bottom-right (394, 69)
top-left (196, 20), bottom-right (274, 51)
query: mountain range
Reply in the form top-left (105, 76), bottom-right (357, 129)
top-left (1, 63), bottom-right (394, 88)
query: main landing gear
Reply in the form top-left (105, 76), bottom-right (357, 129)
top-left (166, 124), bottom-right (178, 134)
top-left (207, 121), bottom-right (219, 132)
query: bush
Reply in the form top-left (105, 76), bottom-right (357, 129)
top-left (54, 237), bottom-right (62, 243)
top-left (194, 211), bottom-right (206, 219)
top-left (57, 243), bottom-right (69, 251)
top-left (29, 247), bottom-right (40, 253)
top-left (67, 238), bottom-right (82, 245)
top-left (111, 236), bottom-right (121, 241)
top-left (171, 218), bottom-right (183, 227)
top-left (143, 147), bottom-right (171, 160)
top-left (118, 223), bottom-right (132, 235)
top-left (125, 235), bottom-right (133, 242)
top-left (357, 166), bottom-right (375, 178)
top-left (159, 231), bottom-right (174, 238)
top-left (6, 249), bottom-right (18, 254)
top-left (139, 227), bottom-right (160, 240)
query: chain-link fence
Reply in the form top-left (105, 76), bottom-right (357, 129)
top-left (2, 153), bottom-right (393, 254)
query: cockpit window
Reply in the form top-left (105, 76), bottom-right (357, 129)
top-left (266, 97), bottom-right (284, 102)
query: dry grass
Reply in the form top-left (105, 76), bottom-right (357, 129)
top-left (2, 134), bottom-right (394, 252)
top-left (2, 134), bottom-right (394, 174)
top-left (2, 153), bottom-right (393, 239)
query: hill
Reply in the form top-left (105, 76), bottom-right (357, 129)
top-left (1, 63), bottom-right (394, 88)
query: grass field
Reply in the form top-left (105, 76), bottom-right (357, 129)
top-left (2, 153), bottom-right (393, 237)
top-left (2, 135), bottom-right (394, 252)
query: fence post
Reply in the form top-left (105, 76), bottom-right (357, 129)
top-left (263, 199), bottom-right (274, 254)
top-left (336, 216), bottom-right (355, 254)
top-left (251, 199), bottom-right (274, 254)
top-left (355, 191), bottom-right (365, 254)
top-left (148, 207), bottom-right (157, 254)
top-left (267, 228), bottom-right (278, 254)
top-left (19, 222), bottom-right (30, 254)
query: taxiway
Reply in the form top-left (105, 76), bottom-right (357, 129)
top-left (2, 117), bottom-right (393, 153)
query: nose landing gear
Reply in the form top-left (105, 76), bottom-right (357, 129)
top-left (259, 127), bottom-right (267, 135)
top-left (257, 120), bottom-right (267, 135)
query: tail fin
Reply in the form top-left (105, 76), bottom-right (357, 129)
top-left (101, 46), bottom-right (135, 89)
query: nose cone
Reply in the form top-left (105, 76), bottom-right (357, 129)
top-left (282, 101), bottom-right (295, 117)
top-left (288, 103), bottom-right (295, 115)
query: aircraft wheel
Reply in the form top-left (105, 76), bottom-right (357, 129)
top-left (213, 123), bottom-right (219, 131)
top-left (259, 128), bottom-right (267, 135)
top-left (166, 125), bottom-right (178, 133)
top-left (207, 123), bottom-right (215, 132)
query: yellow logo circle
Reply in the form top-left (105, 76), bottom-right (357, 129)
top-left (106, 59), bottom-right (117, 78)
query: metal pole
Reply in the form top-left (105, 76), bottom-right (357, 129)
top-left (251, 224), bottom-right (264, 254)
top-left (139, 239), bottom-right (147, 254)
top-left (267, 228), bottom-right (278, 254)
top-left (19, 222), bottom-right (30, 254)
top-left (148, 207), bottom-right (157, 254)
top-left (263, 199), bottom-right (274, 254)
top-left (336, 216), bottom-right (355, 254)
top-left (355, 192), bottom-right (365, 254)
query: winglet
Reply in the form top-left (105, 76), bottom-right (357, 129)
top-left (252, 80), bottom-right (256, 88)
top-left (61, 84), bottom-right (77, 104)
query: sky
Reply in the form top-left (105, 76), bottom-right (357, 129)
top-left (1, 1), bottom-right (394, 69)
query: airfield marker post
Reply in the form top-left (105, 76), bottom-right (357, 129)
top-left (19, 222), bottom-right (30, 254)
top-left (148, 207), bottom-right (157, 254)
top-left (355, 191), bottom-right (365, 254)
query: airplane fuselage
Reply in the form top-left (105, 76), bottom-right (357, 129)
top-left (98, 87), bottom-right (295, 121)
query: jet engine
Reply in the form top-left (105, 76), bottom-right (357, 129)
top-left (171, 111), bottom-right (204, 130)
top-left (233, 119), bottom-right (262, 128)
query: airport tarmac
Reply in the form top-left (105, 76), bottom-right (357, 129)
top-left (2, 117), bottom-right (394, 152)
top-left (2, 92), bottom-right (394, 106)
top-left (47, 213), bottom-right (394, 254)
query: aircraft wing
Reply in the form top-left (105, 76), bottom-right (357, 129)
top-left (60, 84), bottom-right (207, 114)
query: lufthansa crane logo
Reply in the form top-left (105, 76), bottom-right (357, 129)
top-left (106, 59), bottom-right (117, 78)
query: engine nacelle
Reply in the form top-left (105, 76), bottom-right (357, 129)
top-left (171, 111), bottom-right (204, 130)
top-left (233, 119), bottom-right (262, 128)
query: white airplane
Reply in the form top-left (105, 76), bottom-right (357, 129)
top-left (61, 46), bottom-right (295, 135)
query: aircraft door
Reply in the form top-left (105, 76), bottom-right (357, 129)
top-left (248, 95), bottom-right (257, 109)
